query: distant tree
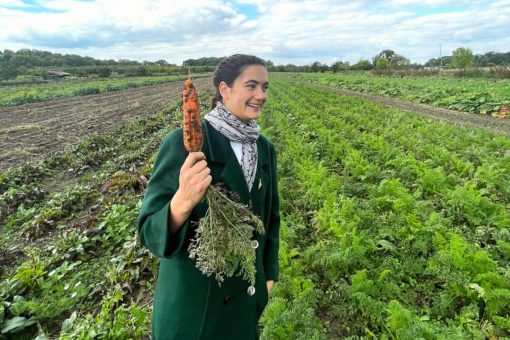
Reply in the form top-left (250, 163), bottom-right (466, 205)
top-left (63, 54), bottom-right (87, 66)
top-left (474, 54), bottom-right (489, 67)
top-left (310, 61), bottom-right (322, 72)
top-left (481, 51), bottom-right (510, 66)
top-left (265, 60), bottom-right (274, 67)
top-left (451, 47), bottom-right (474, 70)
top-left (372, 50), bottom-right (395, 66)
top-left (424, 56), bottom-right (452, 68)
top-left (389, 54), bottom-right (410, 69)
top-left (182, 57), bottom-right (224, 67)
top-left (97, 66), bottom-right (112, 77)
top-left (0, 64), bottom-right (19, 80)
top-left (0, 51), bottom-right (19, 80)
top-left (375, 57), bottom-right (390, 70)
top-left (319, 64), bottom-right (329, 72)
top-left (351, 59), bottom-right (373, 70)
top-left (73, 68), bottom-right (88, 77)
top-left (17, 65), bottom-right (28, 75)
top-left (373, 49), bottom-right (410, 69)
top-left (270, 63), bottom-right (301, 72)
top-left (134, 66), bottom-right (149, 76)
top-left (118, 59), bottom-right (140, 65)
top-left (330, 61), bottom-right (349, 73)
top-left (155, 59), bottom-right (169, 66)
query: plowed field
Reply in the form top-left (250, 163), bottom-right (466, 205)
top-left (0, 77), bottom-right (213, 172)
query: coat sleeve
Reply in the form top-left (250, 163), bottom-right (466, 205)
top-left (263, 142), bottom-right (280, 281)
top-left (137, 129), bottom-right (191, 258)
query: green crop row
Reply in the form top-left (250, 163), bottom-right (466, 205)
top-left (0, 74), bottom-right (209, 107)
top-left (290, 72), bottom-right (510, 116)
top-left (259, 78), bottom-right (510, 339)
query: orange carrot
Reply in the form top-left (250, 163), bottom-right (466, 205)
top-left (182, 78), bottom-right (203, 152)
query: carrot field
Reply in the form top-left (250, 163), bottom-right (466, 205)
top-left (1, 76), bottom-right (509, 338)
top-left (259, 77), bottom-right (510, 339)
top-left (292, 72), bottom-right (510, 116)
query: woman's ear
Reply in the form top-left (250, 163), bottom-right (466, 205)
top-left (219, 81), bottom-right (230, 101)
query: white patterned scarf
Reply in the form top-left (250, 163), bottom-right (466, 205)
top-left (205, 102), bottom-right (260, 191)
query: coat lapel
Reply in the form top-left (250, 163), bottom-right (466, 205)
top-left (203, 121), bottom-right (269, 213)
top-left (250, 139), bottom-right (269, 217)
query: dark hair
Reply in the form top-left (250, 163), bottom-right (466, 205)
top-left (211, 54), bottom-right (266, 109)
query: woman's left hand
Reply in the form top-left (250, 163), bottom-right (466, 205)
top-left (266, 280), bottom-right (274, 296)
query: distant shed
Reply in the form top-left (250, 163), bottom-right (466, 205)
top-left (47, 71), bottom-right (72, 78)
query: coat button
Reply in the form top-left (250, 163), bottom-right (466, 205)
top-left (251, 240), bottom-right (259, 249)
top-left (247, 286), bottom-right (256, 296)
top-left (223, 296), bottom-right (231, 304)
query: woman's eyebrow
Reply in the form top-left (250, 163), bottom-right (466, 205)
top-left (244, 79), bottom-right (269, 85)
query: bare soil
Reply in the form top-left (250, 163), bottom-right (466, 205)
top-left (291, 79), bottom-right (510, 137)
top-left (0, 77), bottom-right (214, 172)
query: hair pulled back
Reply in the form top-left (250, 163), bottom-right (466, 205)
top-left (211, 54), bottom-right (266, 109)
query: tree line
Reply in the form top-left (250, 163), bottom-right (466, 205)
top-left (0, 49), bottom-right (215, 81)
top-left (1, 48), bottom-right (510, 81)
top-left (289, 48), bottom-right (510, 73)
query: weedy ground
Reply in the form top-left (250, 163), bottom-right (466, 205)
top-left (0, 89), bottom-right (212, 338)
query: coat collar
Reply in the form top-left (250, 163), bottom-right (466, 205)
top-left (203, 121), bottom-right (269, 208)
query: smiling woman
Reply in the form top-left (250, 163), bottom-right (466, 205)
top-left (216, 64), bottom-right (269, 123)
top-left (137, 54), bottom-right (280, 340)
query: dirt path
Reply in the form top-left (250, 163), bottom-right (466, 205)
top-left (288, 78), bottom-right (510, 137)
top-left (0, 77), bottom-right (214, 172)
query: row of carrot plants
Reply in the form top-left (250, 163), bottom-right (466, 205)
top-left (290, 72), bottom-right (510, 116)
top-left (258, 77), bottom-right (510, 338)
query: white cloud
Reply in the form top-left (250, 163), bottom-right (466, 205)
top-left (0, 0), bottom-right (509, 65)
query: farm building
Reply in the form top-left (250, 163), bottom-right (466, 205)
top-left (46, 71), bottom-right (72, 78)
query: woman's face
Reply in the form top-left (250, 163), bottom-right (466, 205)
top-left (220, 65), bottom-right (268, 124)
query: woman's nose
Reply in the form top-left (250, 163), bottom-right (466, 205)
top-left (255, 87), bottom-right (267, 100)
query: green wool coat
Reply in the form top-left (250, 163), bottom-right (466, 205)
top-left (137, 121), bottom-right (280, 340)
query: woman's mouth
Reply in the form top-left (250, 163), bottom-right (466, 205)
top-left (247, 103), bottom-right (263, 111)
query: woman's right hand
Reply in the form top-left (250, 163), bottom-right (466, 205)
top-left (169, 152), bottom-right (212, 233)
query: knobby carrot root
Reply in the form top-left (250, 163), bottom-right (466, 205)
top-left (182, 78), bottom-right (203, 152)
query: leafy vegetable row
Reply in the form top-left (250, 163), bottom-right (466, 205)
top-left (291, 72), bottom-right (510, 116)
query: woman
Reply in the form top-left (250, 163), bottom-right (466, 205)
top-left (137, 54), bottom-right (280, 339)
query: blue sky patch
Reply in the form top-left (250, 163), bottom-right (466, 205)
top-left (2, 0), bottom-right (66, 13)
top-left (234, 3), bottom-right (259, 20)
top-left (411, 5), bottom-right (468, 16)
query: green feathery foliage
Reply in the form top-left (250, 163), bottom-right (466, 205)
top-left (188, 183), bottom-right (265, 286)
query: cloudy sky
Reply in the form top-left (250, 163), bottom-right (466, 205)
top-left (1, 0), bottom-right (509, 66)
